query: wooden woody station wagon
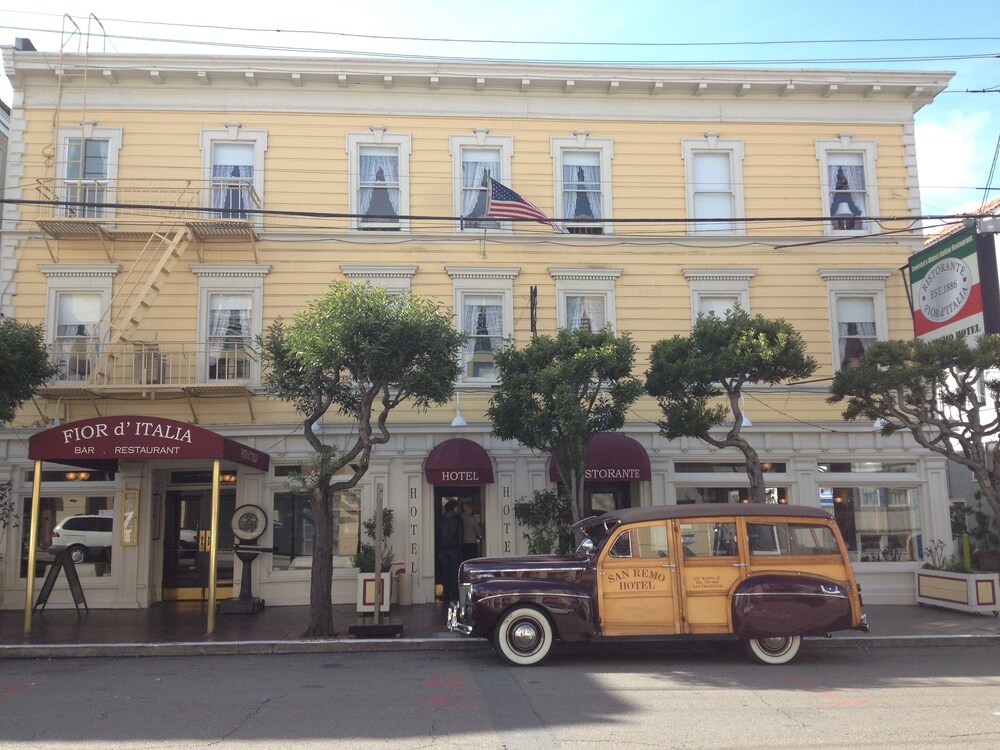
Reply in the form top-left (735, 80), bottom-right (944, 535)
top-left (448, 504), bottom-right (868, 665)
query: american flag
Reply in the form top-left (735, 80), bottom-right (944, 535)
top-left (484, 177), bottom-right (566, 233)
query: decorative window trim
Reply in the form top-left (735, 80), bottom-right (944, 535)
top-left (340, 264), bottom-right (418, 294)
top-left (449, 132), bottom-right (514, 233)
top-left (681, 134), bottom-right (745, 234)
top-left (346, 129), bottom-right (412, 232)
top-left (199, 126), bottom-right (268, 229)
top-left (550, 133), bottom-right (613, 234)
top-left (447, 266), bottom-right (519, 384)
top-left (192, 264), bottom-right (271, 384)
top-left (819, 268), bottom-right (891, 372)
top-left (549, 266), bottom-right (621, 331)
top-left (56, 124), bottom-right (124, 222)
top-left (682, 267), bottom-right (756, 323)
top-left (816, 136), bottom-right (879, 236)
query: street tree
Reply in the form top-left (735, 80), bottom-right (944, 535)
top-left (0, 318), bottom-right (60, 425)
top-left (260, 282), bottom-right (465, 636)
top-left (646, 308), bottom-right (817, 503)
top-left (487, 328), bottom-right (644, 523)
top-left (829, 334), bottom-right (1000, 521)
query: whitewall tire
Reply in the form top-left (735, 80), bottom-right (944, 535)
top-left (744, 635), bottom-right (802, 665)
top-left (493, 607), bottom-right (554, 666)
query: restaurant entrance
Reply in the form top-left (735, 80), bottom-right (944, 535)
top-left (162, 489), bottom-right (236, 601)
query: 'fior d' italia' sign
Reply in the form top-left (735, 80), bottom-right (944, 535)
top-left (29, 416), bottom-right (269, 471)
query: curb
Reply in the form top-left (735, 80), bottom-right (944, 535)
top-left (3, 633), bottom-right (999, 660)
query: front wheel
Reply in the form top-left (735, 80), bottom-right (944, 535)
top-left (493, 607), bottom-right (554, 666)
top-left (66, 545), bottom-right (88, 565)
top-left (744, 635), bottom-right (802, 665)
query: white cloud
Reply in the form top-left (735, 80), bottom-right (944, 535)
top-left (915, 112), bottom-right (992, 216)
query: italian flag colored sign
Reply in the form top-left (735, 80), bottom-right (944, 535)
top-left (909, 228), bottom-right (984, 341)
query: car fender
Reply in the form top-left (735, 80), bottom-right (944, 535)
top-left (732, 573), bottom-right (854, 639)
top-left (469, 578), bottom-right (595, 641)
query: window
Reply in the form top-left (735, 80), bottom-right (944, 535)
top-left (551, 267), bottom-right (621, 331)
top-left (347, 129), bottom-right (411, 232)
top-left (680, 521), bottom-right (738, 557)
top-left (675, 486), bottom-right (789, 504)
top-left (748, 523), bottom-right (841, 556)
top-left (608, 525), bottom-right (670, 559)
top-left (551, 134), bottom-right (613, 234)
top-left (682, 135), bottom-right (745, 233)
top-left (200, 126), bottom-right (267, 227)
top-left (823, 485), bottom-right (922, 563)
top-left (816, 137), bottom-right (878, 234)
top-left (447, 266), bottom-right (519, 381)
top-left (450, 133), bottom-right (513, 232)
top-left (192, 264), bottom-right (270, 384)
top-left (40, 264), bottom-right (117, 383)
top-left (820, 269), bottom-right (891, 371)
top-left (57, 125), bottom-right (122, 220)
top-left (271, 490), bottom-right (359, 571)
top-left (682, 268), bottom-right (755, 324)
top-left (20, 495), bottom-right (116, 578)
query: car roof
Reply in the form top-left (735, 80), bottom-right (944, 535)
top-left (575, 503), bottom-right (833, 529)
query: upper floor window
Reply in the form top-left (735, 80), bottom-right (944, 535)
top-left (450, 132), bottom-right (514, 232)
top-left (192, 264), bottom-right (271, 384)
top-left (820, 268), bottom-right (891, 371)
top-left (682, 135), bottom-right (745, 234)
top-left (682, 268), bottom-right (755, 325)
top-left (347, 129), bottom-right (411, 232)
top-left (200, 126), bottom-right (267, 227)
top-left (447, 266), bottom-right (519, 382)
top-left (551, 134), bottom-right (613, 235)
top-left (40, 263), bottom-right (118, 384)
top-left (816, 137), bottom-right (878, 234)
top-left (550, 267), bottom-right (621, 332)
top-left (57, 125), bottom-right (122, 220)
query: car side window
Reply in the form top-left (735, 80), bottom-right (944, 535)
top-left (609, 529), bottom-right (633, 558)
top-left (96, 517), bottom-right (113, 532)
top-left (634, 524), bottom-right (670, 558)
top-left (681, 521), bottom-right (738, 557)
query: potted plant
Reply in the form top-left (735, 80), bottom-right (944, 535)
top-left (352, 508), bottom-right (394, 613)
top-left (964, 499), bottom-right (1000, 572)
top-left (914, 539), bottom-right (1000, 615)
top-left (0, 481), bottom-right (16, 568)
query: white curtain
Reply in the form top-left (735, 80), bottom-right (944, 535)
top-left (838, 321), bottom-right (877, 367)
top-left (461, 158), bottom-right (500, 227)
top-left (566, 295), bottom-right (606, 331)
top-left (56, 293), bottom-right (101, 380)
top-left (213, 164), bottom-right (253, 218)
top-left (828, 164), bottom-right (866, 223)
top-left (208, 295), bottom-right (252, 378)
top-left (562, 164), bottom-right (601, 220)
top-left (462, 296), bottom-right (503, 357)
top-left (359, 152), bottom-right (400, 219)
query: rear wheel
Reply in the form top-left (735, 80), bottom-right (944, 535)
top-left (66, 545), bottom-right (88, 565)
top-left (493, 607), bottom-right (553, 666)
top-left (744, 635), bottom-right (801, 665)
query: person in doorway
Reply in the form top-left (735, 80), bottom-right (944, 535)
top-left (460, 500), bottom-right (482, 562)
top-left (438, 500), bottom-right (463, 602)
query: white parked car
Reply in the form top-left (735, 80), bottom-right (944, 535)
top-left (49, 515), bottom-right (113, 564)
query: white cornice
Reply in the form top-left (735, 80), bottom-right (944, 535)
top-left (819, 268), bottom-right (893, 281)
top-left (189, 263), bottom-right (272, 278)
top-left (341, 264), bottom-right (418, 279)
top-left (683, 268), bottom-right (758, 282)
top-left (445, 266), bottom-right (520, 280)
top-left (38, 263), bottom-right (119, 278)
top-left (548, 267), bottom-right (623, 281)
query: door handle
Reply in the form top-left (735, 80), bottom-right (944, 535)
top-left (661, 563), bottom-right (676, 569)
top-left (732, 562), bottom-right (747, 568)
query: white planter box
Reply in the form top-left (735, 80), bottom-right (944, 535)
top-left (356, 572), bottom-right (390, 613)
top-left (914, 569), bottom-right (1000, 615)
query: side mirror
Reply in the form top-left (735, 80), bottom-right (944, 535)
top-left (577, 538), bottom-right (594, 556)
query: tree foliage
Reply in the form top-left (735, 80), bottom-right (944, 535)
top-left (488, 327), bottom-right (644, 523)
top-left (646, 308), bottom-right (817, 503)
top-left (829, 334), bottom-right (1000, 522)
top-left (514, 489), bottom-right (574, 554)
top-left (260, 282), bottom-right (465, 636)
top-left (0, 318), bottom-right (60, 425)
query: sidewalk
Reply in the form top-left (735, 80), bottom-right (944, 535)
top-left (2, 601), bottom-right (999, 659)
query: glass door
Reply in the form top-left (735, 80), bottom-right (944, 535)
top-left (162, 489), bottom-right (235, 600)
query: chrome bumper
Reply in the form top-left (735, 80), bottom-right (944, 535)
top-left (446, 600), bottom-right (473, 635)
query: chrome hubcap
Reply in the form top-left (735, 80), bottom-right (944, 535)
top-left (511, 621), bottom-right (539, 651)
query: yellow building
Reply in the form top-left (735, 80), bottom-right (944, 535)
top-left (0, 39), bottom-right (954, 612)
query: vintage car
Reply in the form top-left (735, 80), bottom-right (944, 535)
top-left (447, 504), bottom-right (868, 666)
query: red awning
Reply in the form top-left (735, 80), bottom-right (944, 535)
top-left (548, 433), bottom-right (651, 483)
top-left (425, 438), bottom-right (495, 485)
top-left (28, 416), bottom-right (270, 473)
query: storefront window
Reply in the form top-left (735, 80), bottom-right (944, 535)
top-left (675, 462), bottom-right (786, 473)
top-left (822, 486), bottom-right (921, 562)
top-left (271, 490), bottom-right (360, 571)
top-left (675, 486), bottom-right (788, 504)
top-left (20, 495), bottom-right (115, 578)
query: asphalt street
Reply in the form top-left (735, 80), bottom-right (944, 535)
top-left (2, 642), bottom-right (999, 748)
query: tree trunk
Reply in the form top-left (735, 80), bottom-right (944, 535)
top-left (303, 486), bottom-right (336, 637)
top-left (738, 438), bottom-right (768, 504)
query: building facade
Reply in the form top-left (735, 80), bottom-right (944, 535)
top-left (0, 41), bottom-right (954, 612)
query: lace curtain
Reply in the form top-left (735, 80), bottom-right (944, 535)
top-left (562, 164), bottom-right (601, 220)
top-left (213, 164), bottom-right (254, 219)
top-left (208, 296), bottom-right (252, 379)
top-left (828, 164), bottom-right (866, 228)
top-left (462, 297), bottom-right (503, 358)
top-left (838, 321), bottom-right (876, 368)
top-left (461, 158), bottom-right (500, 228)
top-left (359, 152), bottom-right (400, 220)
top-left (566, 295), bottom-right (606, 331)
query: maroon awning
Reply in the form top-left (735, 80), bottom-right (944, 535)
top-left (548, 432), bottom-right (651, 483)
top-left (28, 416), bottom-right (269, 472)
top-left (425, 438), bottom-right (495, 485)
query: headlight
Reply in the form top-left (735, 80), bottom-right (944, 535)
top-left (458, 582), bottom-right (471, 611)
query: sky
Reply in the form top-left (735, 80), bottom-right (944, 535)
top-left (1, 0), bottom-right (998, 220)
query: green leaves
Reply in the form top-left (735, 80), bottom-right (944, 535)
top-left (0, 318), bottom-right (61, 425)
